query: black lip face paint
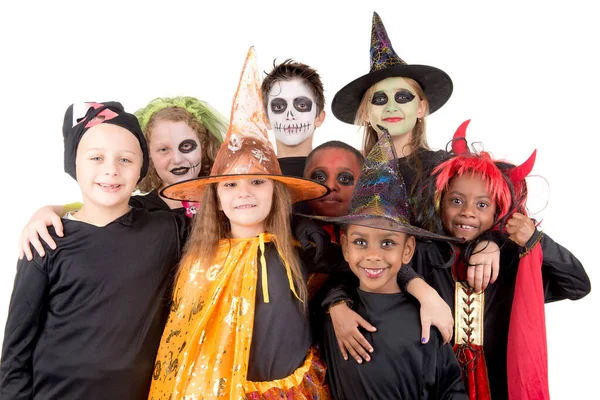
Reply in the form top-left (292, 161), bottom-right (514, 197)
top-left (395, 89), bottom-right (415, 104)
top-left (293, 96), bottom-right (313, 113)
top-left (170, 160), bottom-right (202, 176)
top-left (270, 98), bottom-right (288, 114)
top-left (179, 139), bottom-right (198, 154)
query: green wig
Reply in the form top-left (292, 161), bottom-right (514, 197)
top-left (134, 96), bottom-right (227, 143)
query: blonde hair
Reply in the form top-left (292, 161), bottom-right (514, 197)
top-left (356, 78), bottom-right (430, 157)
top-left (179, 180), bottom-right (308, 306)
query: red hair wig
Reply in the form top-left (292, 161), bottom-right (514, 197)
top-left (433, 152), bottom-right (513, 222)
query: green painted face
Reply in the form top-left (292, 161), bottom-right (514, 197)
top-left (367, 77), bottom-right (424, 137)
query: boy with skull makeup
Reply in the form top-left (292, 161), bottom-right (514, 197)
top-left (261, 59), bottom-right (327, 178)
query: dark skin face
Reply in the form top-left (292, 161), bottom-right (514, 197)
top-left (304, 148), bottom-right (362, 218)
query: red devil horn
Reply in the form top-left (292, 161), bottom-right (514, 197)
top-left (452, 119), bottom-right (471, 154)
top-left (509, 149), bottom-right (537, 183)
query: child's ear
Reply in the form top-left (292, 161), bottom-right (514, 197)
top-left (314, 110), bottom-right (326, 128)
top-left (402, 236), bottom-right (416, 264)
top-left (340, 233), bottom-right (350, 262)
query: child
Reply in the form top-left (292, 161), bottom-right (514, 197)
top-left (303, 140), bottom-right (364, 234)
top-left (133, 96), bottom-right (227, 215)
top-left (0, 102), bottom-right (186, 399)
top-left (412, 121), bottom-right (591, 399)
top-left (18, 96), bottom-right (227, 260)
top-left (310, 131), bottom-right (467, 399)
top-left (332, 11), bottom-right (452, 196)
top-left (261, 59), bottom-right (326, 177)
top-left (147, 47), bottom-right (341, 399)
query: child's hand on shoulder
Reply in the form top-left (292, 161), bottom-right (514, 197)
top-left (19, 205), bottom-right (64, 261)
top-left (467, 240), bottom-right (500, 292)
top-left (506, 212), bottom-right (535, 247)
top-left (329, 302), bottom-right (376, 364)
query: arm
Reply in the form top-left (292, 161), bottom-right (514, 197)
top-left (322, 273), bottom-right (376, 364)
top-left (403, 240), bottom-right (455, 344)
top-left (540, 232), bottom-right (590, 302)
top-left (19, 204), bottom-right (70, 261)
top-left (0, 258), bottom-right (49, 399)
top-left (506, 212), bottom-right (590, 302)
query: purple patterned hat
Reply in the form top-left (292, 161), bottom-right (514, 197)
top-left (303, 129), bottom-right (460, 242)
top-left (332, 12), bottom-right (453, 124)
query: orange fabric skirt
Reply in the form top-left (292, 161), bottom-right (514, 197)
top-left (245, 347), bottom-right (331, 399)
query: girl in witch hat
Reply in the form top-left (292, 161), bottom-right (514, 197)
top-left (411, 120), bottom-right (590, 399)
top-left (332, 11), bottom-right (452, 197)
top-left (148, 47), bottom-right (344, 399)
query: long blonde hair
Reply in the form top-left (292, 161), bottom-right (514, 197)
top-left (179, 180), bottom-right (308, 306)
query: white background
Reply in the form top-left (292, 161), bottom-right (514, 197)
top-left (0, 1), bottom-right (597, 397)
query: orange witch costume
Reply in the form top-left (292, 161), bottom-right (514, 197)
top-left (148, 47), bottom-right (334, 399)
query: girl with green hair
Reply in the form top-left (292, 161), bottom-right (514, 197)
top-left (132, 96), bottom-right (228, 216)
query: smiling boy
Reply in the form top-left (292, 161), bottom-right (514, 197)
top-left (0, 102), bottom-right (185, 400)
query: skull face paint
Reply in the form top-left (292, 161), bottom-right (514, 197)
top-left (367, 77), bottom-right (425, 137)
top-left (149, 120), bottom-right (203, 186)
top-left (267, 79), bottom-right (318, 146)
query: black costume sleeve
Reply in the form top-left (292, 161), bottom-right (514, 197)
top-left (539, 232), bottom-right (590, 303)
top-left (0, 257), bottom-right (49, 400)
top-left (172, 213), bottom-right (190, 256)
top-left (300, 242), bottom-right (350, 274)
top-left (434, 339), bottom-right (469, 400)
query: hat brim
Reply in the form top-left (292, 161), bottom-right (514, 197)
top-left (332, 64), bottom-right (453, 125)
top-left (160, 174), bottom-right (329, 204)
top-left (299, 213), bottom-right (463, 243)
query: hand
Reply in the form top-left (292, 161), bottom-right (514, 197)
top-left (506, 212), bottom-right (535, 247)
top-left (418, 288), bottom-right (454, 345)
top-left (467, 240), bottom-right (500, 292)
top-left (329, 302), bottom-right (376, 363)
top-left (19, 206), bottom-right (64, 261)
top-left (291, 215), bottom-right (329, 262)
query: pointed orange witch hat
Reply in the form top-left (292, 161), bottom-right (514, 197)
top-left (160, 47), bottom-right (329, 203)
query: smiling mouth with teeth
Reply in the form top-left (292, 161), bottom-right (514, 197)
top-left (361, 267), bottom-right (388, 278)
top-left (456, 224), bottom-right (476, 230)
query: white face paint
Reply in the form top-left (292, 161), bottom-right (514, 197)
top-left (267, 79), bottom-right (318, 146)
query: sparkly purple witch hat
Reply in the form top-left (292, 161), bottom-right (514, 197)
top-left (332, 12), bottom-right (453, 124)
top-left (304, 129), bottom-right (459, 241)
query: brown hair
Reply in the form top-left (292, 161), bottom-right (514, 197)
top-left (179, 180), bottom-right (308, 307)
top-left (138, 106), bottom-right (222, 192)
top-left (261, 59), bottom-right (325, 116)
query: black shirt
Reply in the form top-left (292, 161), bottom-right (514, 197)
top-left (278, 156), bottom-right (307, 178)
top-left (129, 190), bottom-right (186, 217)
top-left (0, 209), bottom-right (187, 400)
top-left (247, 242), bottom-right (347, 382)
top-left (323, 288), bottom-right (467, 400)
top-left (279, 156), bottom-right (313, 215)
